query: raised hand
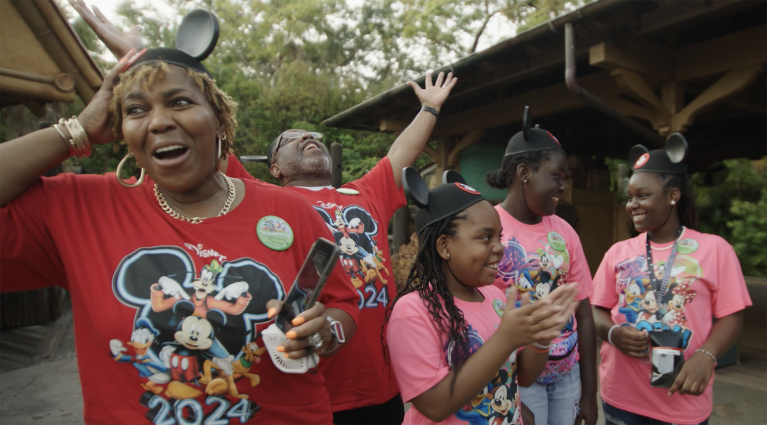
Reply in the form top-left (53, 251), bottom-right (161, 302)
top-left (407, 71), bottom-right (458, 112)
top-left (77, 49), bottom-right (141, 145)
top-left (68, 0), bottom-right (143, 59)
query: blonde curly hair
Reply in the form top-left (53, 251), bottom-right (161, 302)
top-left (109, 61), bottom-right (238, 153)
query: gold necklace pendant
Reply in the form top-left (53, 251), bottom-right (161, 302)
top-left (154, 173), bottom-right (235, 224)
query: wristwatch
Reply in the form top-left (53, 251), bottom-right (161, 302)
top-left (325, 316), bottom-right (346, 352)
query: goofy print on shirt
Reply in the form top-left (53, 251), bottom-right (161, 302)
top-left (110, 244), bottom-right (286, 424)
top-left (314, 203), bottom-right (390, 310)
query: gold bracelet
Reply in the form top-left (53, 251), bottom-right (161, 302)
top-left (71, 116), bottom-right (92, 157)
top-left (62, 116), bottom-right (91, 158)
top-left (52, 122), bottom-right (74, 156)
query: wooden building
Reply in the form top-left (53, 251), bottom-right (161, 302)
top-left (324, 0), bottom-right (766, 273)
top-left (0, 0), bottom-right (102, 328)
top-left (0, 0), bottom-right (102, 116)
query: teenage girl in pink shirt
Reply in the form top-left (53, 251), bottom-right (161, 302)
top-left (385, 168), bottom-right (579, 424)
top-left (485, 108), bottom-right (598, 425)
top-left (591, 135), bottom-right (751, 425)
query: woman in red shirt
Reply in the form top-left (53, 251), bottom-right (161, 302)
top-left (0, 20), bottom-right (358, 424)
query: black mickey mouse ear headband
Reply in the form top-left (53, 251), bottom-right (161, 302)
top-left (504, 106), bottom-right (561, 157)
top-left (442, 169), bottom-right (467, 185)
top-left (629, 133), bottom-right (688, 174)
top-left (402, 167), bottom-right (485, 233)
top-left (126, 9), bottom-right (219, 76)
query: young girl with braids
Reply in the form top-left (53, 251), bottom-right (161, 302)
top-left (485, 108), bottom-right (597, 425)
top-left (591, 135), bottom-right (751, 425)
top-left (385, 168), bottom-right (579, 424)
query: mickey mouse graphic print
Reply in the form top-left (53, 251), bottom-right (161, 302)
top-left (0, 174), bottom-right (358, 424)
top-left (282, 157), bottom-right (406, 411)
top-left (591, 227), bottom-right (752, 424)
top-left (493, 207), bottom-right (592, 384)
top-left (387, 285), bottom-right (521, 425)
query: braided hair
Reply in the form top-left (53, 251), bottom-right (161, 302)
top-left (383, 212), bottom-right (469, 394)
top-left (657, 173), bottom-right (698, 230)
top-left (485, 148), bottom-right (564, 189)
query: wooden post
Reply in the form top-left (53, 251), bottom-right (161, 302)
top-left (391, 206), bottom-right (409, 254)
top-left (331, 142), bottom-right (342, 188)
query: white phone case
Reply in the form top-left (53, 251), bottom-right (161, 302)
top-left (262, 323), bottom-right (319, 374)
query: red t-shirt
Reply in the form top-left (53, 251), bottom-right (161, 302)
top-left (227, 155), bottom-right (406, 411)
top-left (591, 228), bottom-right (752, 424)
top-left (1, 173), bottom-right (359, 425)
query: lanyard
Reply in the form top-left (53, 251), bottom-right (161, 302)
top-left (645, 226), bottom-right (683, 302)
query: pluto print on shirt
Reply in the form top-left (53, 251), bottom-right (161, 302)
top-left (612, 247), bottom-right (700, 347)
top-left (449, 325), bottom-right (521, 425)
top-left (110, 244), bottom-right (285, 424)
top-left (314, 203), bottom-right (390, 309)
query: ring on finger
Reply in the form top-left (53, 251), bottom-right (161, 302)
top-left (308, 332), bottom-right (324, 350)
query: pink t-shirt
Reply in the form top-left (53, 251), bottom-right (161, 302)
top-left (387, 285), bottom-right (522, 425)
top-left (493, 206), bottom-right (592, 383)
top-left (591, 227), bottom-right (752, 424)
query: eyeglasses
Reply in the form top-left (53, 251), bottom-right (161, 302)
top-left (272, 131), bottom-right (323, 162)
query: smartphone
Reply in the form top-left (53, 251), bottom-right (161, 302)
top-left (275, 238), bottom-right (340, 333)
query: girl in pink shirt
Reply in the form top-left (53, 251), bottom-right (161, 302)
top-left (485, 107), bottom-right (597, 425)
top-left (591, 135), bottom-right (751, 425)
top-left (385, 168), bottom-right (579, 424)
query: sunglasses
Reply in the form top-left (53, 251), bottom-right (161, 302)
top-left (272, 131), bottom-right (323, 161)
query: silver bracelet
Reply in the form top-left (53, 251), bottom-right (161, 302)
top-left (695, 348), bottom-right (717, 364)
top-left (532, 341), bottom-right (551, 350)
top-left (608, 324), bottom-right (621, 346)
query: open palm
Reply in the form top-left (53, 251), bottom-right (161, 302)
top-left (69, 0), bottom-right (143, 59)
top-left (408, 72), bottom-right (458, 111)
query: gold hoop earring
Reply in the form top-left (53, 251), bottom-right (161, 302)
top-left (217, 137), bottom-right (223, 162)
top-left (116, 152), bottom-right (145, 188)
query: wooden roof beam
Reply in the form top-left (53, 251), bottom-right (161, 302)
top-left (430, 72), bottom-right (623, 136)
top-left (590, 36), bottom-right (675, 82)
top-left (447, 129), bottom-right (484, 169)
top-left (0, 75), bottom-right (76, 103)
top-left (635, 0), bottom-right (744, 35)
top-left (676, 24), bottom-right (766, 82)
top-left (674, 63), bottom-right (764, 133)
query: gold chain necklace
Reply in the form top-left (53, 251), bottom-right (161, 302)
top-left (154, 173), bottom-right (236, 224)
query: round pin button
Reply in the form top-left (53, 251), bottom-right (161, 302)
top-left (256, 216), bottom-right (294, 251)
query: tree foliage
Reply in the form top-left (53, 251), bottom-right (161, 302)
top-left (694, 159), bottom-right (767, 277)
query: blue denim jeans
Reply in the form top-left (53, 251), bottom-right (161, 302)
top-left (519, 362), bottom-right (581, 425)
top-left (603, 401), bottom-right (710, 425)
